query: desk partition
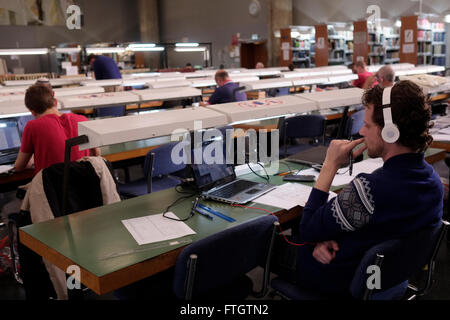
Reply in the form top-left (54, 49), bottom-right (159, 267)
top-left (297, 87), bottom-right (364, 110)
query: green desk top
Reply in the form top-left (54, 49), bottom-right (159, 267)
top-left (20, 147), bottom-right (444, 279)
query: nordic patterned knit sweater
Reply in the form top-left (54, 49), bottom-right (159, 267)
top-left (297, 152), bottom-right (443, 295)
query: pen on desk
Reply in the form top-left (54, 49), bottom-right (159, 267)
top-left (274, 170), bottom-right (296, 176)
top-left (195, 207), bottom-right (214, 220)
top-left (196, 203), bottom-right (236, 222)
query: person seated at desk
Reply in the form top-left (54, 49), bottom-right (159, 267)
top-left (14, 84), bottom-right (100, 175)
top-left (352, 61), bottom-right (377, 89)
top-left (180, 62), bottom-right (195, 73)
top-left (365, 65), bottom-right (395, 89)
top-left (200, 70), bottom-right (247, 106)
top-left (255, 62), bottom-right (265, 69)
top-left (295, 80), bottom-right (442, 296)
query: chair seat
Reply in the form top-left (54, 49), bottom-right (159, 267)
top-left (118, 176), bottom-right (182, 198)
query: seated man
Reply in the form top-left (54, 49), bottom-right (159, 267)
top-left (364, 65), bottom-right (395, 89)
top-left (296, 80), bottom-right (443, 295)
top-left (201, 70), bottom-right (247, 105)
top-left (255, 62), bottom-right (265, 69)
top-left (352, 61), bottom-right (377, 89)
top-left (14, 84), bottom-right (100, 175)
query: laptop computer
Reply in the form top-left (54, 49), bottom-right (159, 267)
top-left (0, 120), bottom-right (21, 165)
top-left (285, 145), bottom-right (328, 167)
top-left (191, 162), bottom-right (276, 204)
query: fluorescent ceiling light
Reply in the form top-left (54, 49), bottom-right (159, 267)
top-left (126, 46), bottom-right (165, 52)
top-left (445, 14), bottom-right (450, 23)
top-left (175, 43), bottom-right (200, 47)
top-left (174, 47), bottom-right (206, 52)
top-left (127, 43), bottom-right (156, 48)
top-left (55, 47), bottom-right (81, 54)
top-left (85, 47), bottom-right (125, 54)
top-left (0, 48), bottom-right (49, 55)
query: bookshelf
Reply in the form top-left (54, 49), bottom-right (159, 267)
top-left (417, 18), bottom-right (433, 65)
top-left (327, 24), bottom-right (352, 66)
top-left (367, 21), bottom-right (385, 65)
top-left (431, 22), bottom-right (446, 67)
top-left (384, 27), bottom-right (400, 64)
top-left (290, 27), bottom-right (315, 68)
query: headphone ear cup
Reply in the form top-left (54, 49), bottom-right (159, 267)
top-left (381, 124), bottom-right (400, 143)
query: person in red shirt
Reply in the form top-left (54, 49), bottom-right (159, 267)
top-left (14, 84), bottom-right (100, 175)
top-left (352, 61), bottom-right (377, 89)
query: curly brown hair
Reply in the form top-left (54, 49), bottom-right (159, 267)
top-left (25, 84), bottom-right (56, 114)
top-left (362, 80), bottom-right (433, 152)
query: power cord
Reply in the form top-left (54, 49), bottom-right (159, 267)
top-left (247, 163), bottom-right (270, 182)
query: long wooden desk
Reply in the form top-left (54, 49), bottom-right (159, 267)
top-left (18, 147), bottom-right (445, 295)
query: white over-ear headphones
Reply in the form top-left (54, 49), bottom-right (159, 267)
top-left (381, 86), bottom-right (400, 143)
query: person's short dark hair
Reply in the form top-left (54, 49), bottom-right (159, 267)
top-left (288, 63), bottom-right (295, 71)
top-left (219, 64), bottom-right (225, 69)
top-left (186, 62), bottom-right (192, 67)
top-left (215, 70), bottom-right (229, 81)
top-left (25, 84), bottom-right (56, 114)
top-left (87, 54), bottom-right (97, 64)
top-left (362, 80), bottom-right (433, 152)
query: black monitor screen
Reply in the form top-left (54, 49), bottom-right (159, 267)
top-left (0, 121), bottom-right (21, 152)
top-left (191, 162), bottom-right (235, 191)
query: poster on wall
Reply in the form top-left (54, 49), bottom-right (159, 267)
top-left (0, 0), bottom-right (72, 26)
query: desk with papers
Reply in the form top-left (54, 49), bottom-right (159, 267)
top-left (18, 146), bottom-right (444, 295)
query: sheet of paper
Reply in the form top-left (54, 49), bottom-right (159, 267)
top-left (0, 164), bottom-right (13, 174)
top-left (122, 212), bottom-right (196, 246)
top-left (253, 182), bottom-right (337, 210)
top-left (438, 127), bottom-right (450, 135)
top-left (330, 158), bottom-right (383, 187)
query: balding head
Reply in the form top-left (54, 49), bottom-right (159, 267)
top-left (215, 70), bottom-right (230, 87)
top-left (376, 65), bottom-right (395, 88)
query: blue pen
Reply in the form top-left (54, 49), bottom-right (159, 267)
top-left (195, 207), bottom-right (214, 220)
top-left (196, 203), bottom-right (236, 222)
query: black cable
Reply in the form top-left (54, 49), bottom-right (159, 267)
top-left (247, 163), bottom-right (270, 182)
top-left (162, 194), bottom-right (196, 221)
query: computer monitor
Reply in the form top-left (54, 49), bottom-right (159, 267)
top-left (0, 120), bottom-right (21, 152)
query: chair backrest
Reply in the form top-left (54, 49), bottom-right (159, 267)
top-left (350, 220), bottom-right (449, 300)
top-left (94, 106), bottom-right (126, 118)
top-left (173, 215), bottom-right (279, 300)
top-left (344, 109), bottom-right (365, 139)
top-left (283, 114), bottom-right (326, 140)
top-left (144, 141), bottom-right (188, 178)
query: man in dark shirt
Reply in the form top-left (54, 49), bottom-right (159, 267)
top-left (87, 54), bottom-right (125, 117)
top-left (201, 70), bottom-right (247, 105)
top-left (87, 54), bottom-right (122, 80)
top-left (296, 80), bottom-right (442, 295)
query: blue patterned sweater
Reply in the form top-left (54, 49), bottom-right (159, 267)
top-left (297, 152), bottom-right (443, 294)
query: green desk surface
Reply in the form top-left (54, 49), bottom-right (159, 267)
top-left (19, 147), bottom-right (444, 293)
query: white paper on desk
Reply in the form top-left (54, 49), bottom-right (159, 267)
top-left (0, 164), bottom-right (13, 174)
top-left (331, 158), bottom-right (383, 186)
top-left (122, 212), bottom-right (196, 246)
top-left (253, 183), bottom-right (337, 210)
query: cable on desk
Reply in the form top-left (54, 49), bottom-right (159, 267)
top-left (163, 193), bottom-right (197, 222)
top-left (247, 163), bottom-right (270, 182)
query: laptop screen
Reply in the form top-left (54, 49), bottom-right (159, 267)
top-left (0, 121), bottom-right (21, 152)
top-left (191, 162), bottom-right (235, 191)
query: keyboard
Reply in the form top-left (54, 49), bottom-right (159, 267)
top-left (208, 179), bottom-right (258, 198)
top-left (0, 151), bottom-right (18, 165)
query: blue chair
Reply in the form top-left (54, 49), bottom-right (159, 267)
top-left (343, 109), bottom-right (365, 140)
top-left (173, 215), bottom-right (279, 300)
top-left (279, 114), bottom-right (326, 158)
top-left (94, 106), bottom-right (126, 118)
top-left (118, 142), bottom-right (188, 198)
top-left (271, 220), bottom-right (449, 300)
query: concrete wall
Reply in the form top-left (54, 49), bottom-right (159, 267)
top-left (0, 0), bottom-right (141, 73)
top-left (159, 0), bottom-right (270, 68)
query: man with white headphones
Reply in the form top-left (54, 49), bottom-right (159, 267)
top-left (295, 80), bottom-right (443, 296)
